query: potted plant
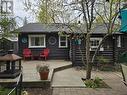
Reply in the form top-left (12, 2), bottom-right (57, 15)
top-left (36, 64), bottom-right (49, 80)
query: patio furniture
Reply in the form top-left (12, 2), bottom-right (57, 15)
top-left (23, 48), bottom-right (32, 60)
top-left (121, 64), bottom-right (127, 86)
top-left (40, 48), bottom-right (50, 60)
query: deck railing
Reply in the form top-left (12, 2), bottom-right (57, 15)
top-left (7, 67), bottom-right (23, 95)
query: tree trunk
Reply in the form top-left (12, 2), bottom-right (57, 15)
top-left (85, 33), bottom-right (92, 79)
top-left (86, 62), bottom-right (92, 79)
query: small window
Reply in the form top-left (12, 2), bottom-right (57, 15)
top-left (117, 35), bottom-right (121, 47)
top-left (28, 35), bottom-right (46, 48)
top-left (59, 36), bottom-right (68, 48)
top-left (90, 38), bottom-right (103, 51)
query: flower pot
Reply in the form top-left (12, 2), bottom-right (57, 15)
top-left (39, 71), bottom-right (49, 80)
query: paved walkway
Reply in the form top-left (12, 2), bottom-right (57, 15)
top-left (52, 68), bottom-right (127, 95)
top-left (52, 68), bottom-right (85, 87)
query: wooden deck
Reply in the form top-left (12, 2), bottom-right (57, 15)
top-left (0, 60), bottom-right (72, 87)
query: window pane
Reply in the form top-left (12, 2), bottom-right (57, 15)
top-left (97, 40), bottom-right (99, 44)
top-left (91, 40), bottom-right (99, 47)
top-left (91, 48), bottom-right (96, 51)
top-left (60, 36), bottom-right (66, 41)
top-left (29, 35), bottom-right (45, 47)
top-left (59, 36), bottom-right (67, 47)
top-left (91, 40), bottom-right (96, 46)
top-left (90, 38), bottom-right (103, 51)
top-left (35, 37), bottom-right (39, 46)
top-left (39, 37), bottom-right (44, 46)
top-left (60, 42), bottom-right (66, 46)
top-left (31, 37), bottom-right (35, 46)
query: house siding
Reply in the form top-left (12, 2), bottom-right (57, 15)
top-left (18, 33), bottom-right (70, 60)
top-left (71, 34), bottom-right (114, 66)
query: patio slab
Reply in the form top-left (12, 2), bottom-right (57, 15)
top-left (52, 68), bottom-right (85, 87)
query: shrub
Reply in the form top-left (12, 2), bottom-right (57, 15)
top-left (84, 77), bottom-right (103, 88)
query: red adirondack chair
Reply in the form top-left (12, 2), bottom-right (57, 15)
top-left (23, 48), bottom-right (32, 60)
top-left (40, 48), bottom-right (50, 60)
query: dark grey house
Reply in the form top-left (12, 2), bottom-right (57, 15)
top-left (18, 23), bottom-right (126, 66)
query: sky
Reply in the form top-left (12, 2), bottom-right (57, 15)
top-left (13, 0), bottom-right (36, 26)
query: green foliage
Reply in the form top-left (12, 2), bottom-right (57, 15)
top-left (37, 5), bottom-right (53, 23)
top-left (36, 64), bottom-right (49, 72)
top-left (100, 66), bottom-right (115, 71)
top-left (95, 16), bottom-right (104, 24)
top-left (0, 17), bottom-right (17, 37)
top-left (84, 77), bottom-right (103, 88)
top-left (97, 56), bottom-right (109, 64)
top-left (35, 0), bottom-right (55, 23)
top-left (96, 56), bottom-right (115, 71)
top-left (0, 87), bottom-right (14, 95)
top-left (111, 0), bottom-right (126, 3)
top-left (0, 18), bottom-right (11, 27)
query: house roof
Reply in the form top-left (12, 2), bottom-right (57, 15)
top-left (19, 23), bottom-right (71, 33)
top-left (18, 23), bottom-right (122, 34)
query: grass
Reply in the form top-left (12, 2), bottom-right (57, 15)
top-left (0, 87), bottom-right (15, 95)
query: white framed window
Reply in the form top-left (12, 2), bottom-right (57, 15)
top-left (59, 35), bottom-right (68, 48)
top-left (90, 38), bottom-right (104, 51)
top-left (117, 35), bottom-right (121, 47)
top-left (28, 35), bottom-right (46, 48)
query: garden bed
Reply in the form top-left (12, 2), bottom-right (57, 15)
top-left (82, 77), bottom-right (110, 88)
